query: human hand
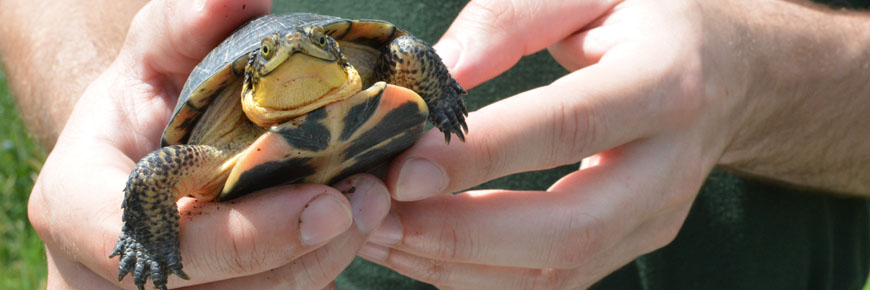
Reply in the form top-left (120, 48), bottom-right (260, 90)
top-left (359, 0), bottom-right (755, 288)
top-left (28, 0), bottom-right (390, 289)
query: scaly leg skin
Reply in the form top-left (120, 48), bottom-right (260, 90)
top-left (376, 35), bottom-right (469, 143)
top-left (111, 145), bottom-right (229, 290)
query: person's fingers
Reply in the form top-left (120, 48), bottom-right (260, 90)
top-left (336, 174), bottom-right (393, 236)
top-left (66, 0), bottom-right (271, 158)
top-left (392, 0), bottom-right (710, 202)
top-left (120, 0), bottom-right (271, 86)
top-left (374, 136), bottom-right (698, 271)
top-left (546, 135), bottom-right (705, 255)
top-left (360, 243), bottom-right (567, 290)
top-left (547, 15), bottom-right (617, 71)
top-left (322, 281), bottom-right (337, 290)
top-left (123, 182), bottom-right (351, 289)
top-left (434, 0), bottom-right (616, 88)
top-left (42, 248), bottom-right (121, 289)
top-left (547, 0), bottom-right (677, 72)
top-left (387, 52), bottom-right (695, 201)
top-left (171, 184), bottom-right (352, 283)
top-left (48, 107), bottom-right (384, 288)
top-left (29, 143), bottom-right (134, 285)
top-left (53, 141), bottom-right (353, 289)
top-left (181, 174), bottom-right (391, 290)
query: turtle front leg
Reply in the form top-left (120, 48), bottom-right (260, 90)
top-left (376, 35), bottom-right (468, 143)
top-left (111, 145), bottom-right (228, 290)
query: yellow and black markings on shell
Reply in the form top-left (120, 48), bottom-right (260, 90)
top-left (222, 83), bottom-right (428, 200)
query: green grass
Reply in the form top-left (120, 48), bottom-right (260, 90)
top-left (0, 67), bottom-right (48, 289)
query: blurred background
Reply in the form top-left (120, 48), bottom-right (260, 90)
top-left (0, 66), bottom-right (48, 289)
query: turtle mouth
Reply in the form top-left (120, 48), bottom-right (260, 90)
top-left (242, 53), bottom-right (362, 127)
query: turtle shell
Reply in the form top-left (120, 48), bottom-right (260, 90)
top-left (110, 13), bottom-right (452, 290)
top-left (162, 13), bottom-right (407, 146)
top-left (221, 82), bottom-right (427, 200)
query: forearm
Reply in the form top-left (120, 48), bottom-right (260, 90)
top-left (0, 0), bottom-right (146, 150)
top-left (718, 0), bottom-right (870, 194)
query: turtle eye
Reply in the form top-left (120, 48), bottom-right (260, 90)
top-left (309, 26), bottom-right (327, 47)
top-left (260, 37), bottom-right (275, 59)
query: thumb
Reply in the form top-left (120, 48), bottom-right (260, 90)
top-left (79, 0), bottom-right (271, 157)
top-left (119, 0), bottom-right (272, 88)
top-left (434, 0), bottom-right (612, 88)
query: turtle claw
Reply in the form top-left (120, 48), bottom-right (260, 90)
top-left (375, 34), bottom-right (469, 143)
top-left (110, 225), bottom-right (187, 290)
top-left (111, 145), bottom-right (206, 289)
top-left (431, 79), bottom-right (469, 144)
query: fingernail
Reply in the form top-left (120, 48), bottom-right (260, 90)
top-left (369, 212), bottom-right (402, 245)
top-left (396, 158), bottom-right (447, 201)
top-left (359, 243), bottom-right (390, 262)
top-left (299, 194), bottom-right (353, 246)
top-left (344, 177), bottom-right (391, 234)
top-left (433, 38), bottom-right (461, 72)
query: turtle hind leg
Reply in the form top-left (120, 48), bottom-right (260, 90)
top-left (111, 145), bottom-right (228, 290)
top-left (375, 35), bottom-right (468, 143)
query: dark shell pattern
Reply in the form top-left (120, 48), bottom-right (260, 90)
top-left (162, 13), bottom-right (401, 146)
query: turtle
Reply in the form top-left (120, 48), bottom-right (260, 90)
top-left (109, 13), bottom-right (467, 290)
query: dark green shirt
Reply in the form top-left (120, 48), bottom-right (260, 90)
top-left (272, 1), bottom-right (870, 289)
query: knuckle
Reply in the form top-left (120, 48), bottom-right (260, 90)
top-left (475, 134), bottom-right (500, 174)
top-left (261, 269), bottom-right (301, 289)
top-left (525, 268), bottom-right (566, 290)
top-left (656, 60), bottom-right (706, 130)
top-left (462, 128), bottom-right (504, 184)
top-left (552, 238), bottom-right (589, 269)
top-left (646, 209), bottom-right (690, 252)
top-left (298, 253), bottom-right (333, 287)
top-left (548, 213), bottom-right (603, 268)
top-left (466, 0), bottom-right (517, 32)
top-left (250, 248), bottom-right (337, 289)
top-left (434, 221), bottom-right (462, 260)
top-left (414, 205), bottom-right (478, 262)
top-left (217, 210), bottom-right (266, 273)
top-left (671, 76), bottom-right (706, 128)
top-left (645, 228), bottom-right (677, 254)
top-left (546, 98), bottom-right (597, 166)
top-left (27, 183), bottom-right (50, 238)
top-left (654, 222), bottom-right (682, 249)
top-left (414, 259), bottom-right (452, 285)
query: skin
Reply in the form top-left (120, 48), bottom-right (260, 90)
top-left (0, 0), bottom-right (147, 150)
top-left (356, 0), bottom-right (870, 289)
top-left (3, 0), bottom-right (868, 289)
top-left (7, 0), bottom-right (392, 289)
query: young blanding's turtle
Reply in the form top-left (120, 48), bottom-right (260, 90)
top-left (110, 13), bottom-right (467, 290)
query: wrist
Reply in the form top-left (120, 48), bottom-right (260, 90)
top-left (716, 0), bottom-right (870, 193)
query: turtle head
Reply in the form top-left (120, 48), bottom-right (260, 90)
top-left (242, 25), bottom-right (362, 127)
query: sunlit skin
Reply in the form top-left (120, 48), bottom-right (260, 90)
top-left (17, 1), bottom-right (391, 289)
top-left (359, 0), bottom-right (870, 289)
top-left (3, 0), bottom-right (869, 289)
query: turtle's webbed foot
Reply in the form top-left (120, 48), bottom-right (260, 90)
top-left (431, 79), bottom-right (468, 143)
top-left (112, 146), bottom-right (201, 290)
top-left (377, 35), bottom-right (470, 144)
top-left (111, 224), bottom-right (188, 290)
